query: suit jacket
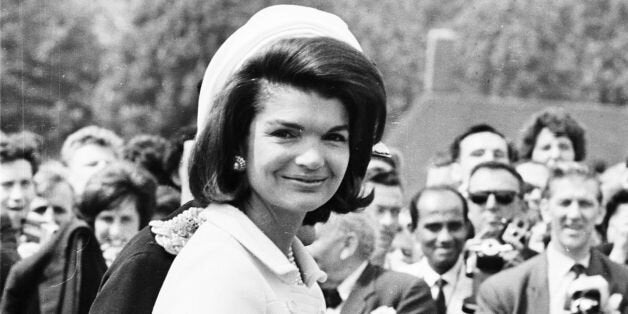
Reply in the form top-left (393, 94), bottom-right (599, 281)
top-left (89, 200), bottom-right (197, 314)
top-left (476, 249), bottom-right (628, 314)
top-left (341, 263), bottom-right (436, 314)
top-left (0, 219), bottom-right (106, 314)
top-left (398, 258), bottom-right (473, 314)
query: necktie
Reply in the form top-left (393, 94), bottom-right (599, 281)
top-left (323, 288), bottom-right (342, 309)
top-left (571, 263), bottom-right (586, 278)
top-left (436, 278), bottom-right (447, 314)
top-left (564, 263), bottom-right (586, 310)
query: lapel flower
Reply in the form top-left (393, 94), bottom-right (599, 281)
top-left (149, 207), bottom-right (208, 255)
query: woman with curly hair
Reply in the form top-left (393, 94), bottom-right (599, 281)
top-left (518, 107), bottom-right (586, 166)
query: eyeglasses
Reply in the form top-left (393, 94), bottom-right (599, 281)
top-left (468, 191), bottom-right (519, 205)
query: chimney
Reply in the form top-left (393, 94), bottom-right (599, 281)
top-left (424, 28), bottom-right (458, 93)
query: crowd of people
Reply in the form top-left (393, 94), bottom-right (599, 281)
top-left (1, 4), bottom-right (628, 314)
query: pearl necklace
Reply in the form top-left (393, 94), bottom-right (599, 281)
top-left (287, 247), bottom-right (304, 286)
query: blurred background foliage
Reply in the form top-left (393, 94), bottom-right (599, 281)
top-left (2, 0), bottom-right (627, 154)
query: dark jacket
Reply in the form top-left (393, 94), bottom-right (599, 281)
top-left (340, 263), bottom-right (436, 314)
top-left (477, 248), bottom-right (628, 314)
top-left (1, 213), bottom-right (20, 293)
top-left (89, 200), bottom-right (198, 314)
top-left (1, 219), bottom-right (106, 314)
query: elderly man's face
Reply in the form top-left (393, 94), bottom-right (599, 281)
top-left (467, 168), bottom-right (524, 238)
top-left (308, 225), bottom-right (347, 289)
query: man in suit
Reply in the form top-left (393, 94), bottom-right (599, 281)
top-left (400, 185), bottom-right (473, 314)
top-left (361, 170), bottom-right (405, 267)
top-left (309, 212), bottom-right (435, 314)
top-left (477, 163), bottom-right (628, 314)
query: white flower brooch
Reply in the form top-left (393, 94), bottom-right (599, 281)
top-left (149, 207), bottom-right (208, 255)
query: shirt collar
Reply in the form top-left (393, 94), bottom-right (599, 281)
top-left (337, 262), bottom-right (368, 301)
top-left (546, 240), bottom-right (591, 277)
top-left (419, 257), bottom-right (462, 288)
top-left (201, 203), bottom-right (326, 287)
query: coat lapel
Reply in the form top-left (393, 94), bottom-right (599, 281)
top-left (525, 253), bottom-right (550, 314)
top-left (341, 264), bottom-right (377, 314)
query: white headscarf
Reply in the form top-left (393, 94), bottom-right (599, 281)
top-left (196, 5), bottom-right (363, 137)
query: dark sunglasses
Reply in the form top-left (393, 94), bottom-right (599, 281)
top-left (468, 191), bottom-right (519, 205)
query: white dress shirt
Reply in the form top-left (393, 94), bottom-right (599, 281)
top-left (546, 241), bottom-right (591, 314)
top-left (325, 262), bottom-right (368, 314)
top-left (399, 257), bottom-right (471, 314)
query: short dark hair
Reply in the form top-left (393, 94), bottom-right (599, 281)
top-left (163, 125), bottom-right (196, 189)
top-left (189, 37), bottom-right (386, 220)
top-left (78, 161), bottom-right (157, 228)
top-left (518, 107), bottom-right (586, 161)
top-left (154, 185), bottom-right (181, 218)
top-left (123, 134), bottom-right (174, 187)
top-left (449, 123), bottom-right (516, 162)
top-left (365, 170), bottom-right (401, 187)
top-left (0, 131), bottom-right (41, 174)
top-left (408, 185), bottom-right (469, 231)
top-left (600, 189), bottom-right (628, 240)
top-left (469, 161), bottom-right (525, 195)
top-left (542, 162), bottom-right (601, 202)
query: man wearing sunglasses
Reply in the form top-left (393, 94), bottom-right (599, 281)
top-left (477, 164), bottom-right (628, 314)
top-left (466, 161), bottom-right (526, 241)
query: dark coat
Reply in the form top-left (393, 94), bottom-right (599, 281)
top-left (89, 201), bottom-right (198, 314)
top-left (341, 263), bottom-right (436, 314)
top-left (0, 219), bottom-right (106, 314)
top-left (1, 213), bottom-right (20, 293)
top-left (476, 248), bottom-right (628, 314)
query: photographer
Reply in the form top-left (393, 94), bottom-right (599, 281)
top-left (464, 162), bottom-right (536, 272)
top-left (477, 163), bottom-right (628, 314)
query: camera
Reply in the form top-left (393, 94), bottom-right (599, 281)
top-left (569, 288), bottom-right (602, 314)
top-left (465, 218), bottom-right (529, 274)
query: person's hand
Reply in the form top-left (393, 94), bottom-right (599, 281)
top-left (21, 212), bottom-right (58, 244)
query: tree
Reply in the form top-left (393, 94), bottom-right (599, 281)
top-left (91, 0), bottom-right (280, 138)
top-left (1, 0), bottom-right (102, 152)
top-left (92, 0), bottom-right (466, 137)
top-left (454, 0), bottom-right (628, 105)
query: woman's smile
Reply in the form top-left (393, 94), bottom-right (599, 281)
top-left (281, 174), bottom-right (328, 189)
top-left (245, 83), bottom-right (350, 214)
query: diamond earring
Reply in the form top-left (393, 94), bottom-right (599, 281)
top-left (233, 155), bottom-right (246, 172)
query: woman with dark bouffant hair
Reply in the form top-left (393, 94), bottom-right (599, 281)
top-left (152, 6), bottom-right (385, 313)
top-left (93, 5), bottom-right (386, 314)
